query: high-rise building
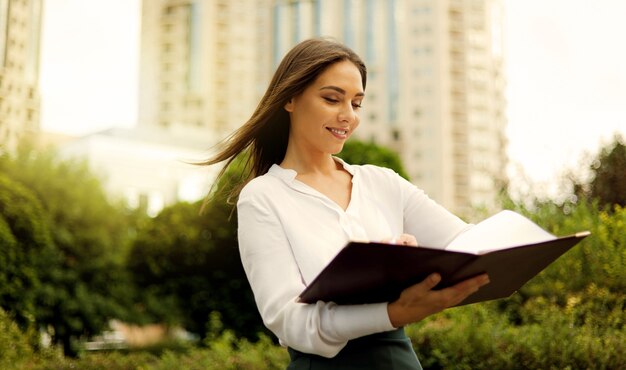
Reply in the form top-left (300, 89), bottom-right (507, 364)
top-left (269, 0), bottom-right (507, 214)
top-left (139, 0), bottom-right (506, 214)
top-left (0, 0), bottom-right (43, 153)
top-left (138, 0), bottom-right (270, 140)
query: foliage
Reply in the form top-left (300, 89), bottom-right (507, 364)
top-left (500, 201), bottom-right (625, 298)
top-left (339, 139), bottom-right (409, 179)
top-left (406, 199), bottom-right (626, 369)
top-left (0, 173), bottom-right (59, 333)
top-left (4, 136), bottom-right (623, 368)
top-left (20, 312), bottom-right (288, 370)
top-left (128, 157), bottom-right (265, 341)
top-left (147, 312), bottom-right (288, 370)
top-left (23, 348), bottom-right (159, 370)
top-left (407, 298), bottom-right (625, 370)
top-left (6, 181), bottom-right (624, 370)
top-left (0, 308), bottom-right (33, 370)
top-left (0, 144), bottom-right (137, 355)
top-left (588, 135), bottom-right (626, 208)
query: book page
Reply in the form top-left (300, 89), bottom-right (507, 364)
top-left (445, 210), bottom-right (556, 255)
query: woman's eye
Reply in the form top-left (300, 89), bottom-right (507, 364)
top-left (352, 102), bottom-right (363, 109)
top-left (323, 97), bottom-right (339, 104)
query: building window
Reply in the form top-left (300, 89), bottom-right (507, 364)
top-left (392, 128), bottom-right (400, 141)
top-left (314, 0), bottom-right (322, 35)
top-left (365, 0), bottom-right (374, 62)
top-left (292, 0), bottom-right (301, 43)
top-left (272, 4), bottom-right (281, 68)
top-left (386, 0), bottom-right (399, 124)
top-left (187, 1), bottom-right (202, 92)
top-left (343, 0), bottom-right (354, 47)
top-left (0, 0), bottom-right (8, 68)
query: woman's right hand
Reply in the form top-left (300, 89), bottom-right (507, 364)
top-left (387, 273), bottom-right (490, 328)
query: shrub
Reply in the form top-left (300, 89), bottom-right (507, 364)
top-left (407, 200), bottom-right (626, 369)
top-left (0, 308), bottom-right (33, 370)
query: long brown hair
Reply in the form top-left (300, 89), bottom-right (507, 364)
top-left (202, 38), bottom-right (367, 203)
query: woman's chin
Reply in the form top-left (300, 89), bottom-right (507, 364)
top-left (330, 143), bottom-right (346, 155)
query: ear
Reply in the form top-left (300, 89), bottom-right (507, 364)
top-left (284, 98), bottom-right (294, 113)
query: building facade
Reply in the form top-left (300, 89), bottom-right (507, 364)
top-left (139, 0), bottom-right (507, 214)
top-left (0, 0), bottom-right (43, 153)
top-left (138, 0), bottom-right (270, 139)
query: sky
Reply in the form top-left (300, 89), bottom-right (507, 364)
top-left (503, 0), bottom-right (626, 198)
top-left (39, 0), bottom-right (626, 199)
top-left (39, 0), bottom-right (140, 134)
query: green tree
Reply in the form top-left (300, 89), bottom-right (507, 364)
top-left (0, 145), bottom-right (136, 356)
top-left (0, 308), bottom-right (33, 370)
top-left (129, 157), bottom-right (265, 340)
top-left (339, 139), bottom-right (409, 179)
top-left (0, 173), bottom-right (58, 331)
top-left (589, 135), bottom-right (626, 208)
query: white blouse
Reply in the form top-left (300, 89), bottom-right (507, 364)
top-left (236, 158), bottom-right (469, 358)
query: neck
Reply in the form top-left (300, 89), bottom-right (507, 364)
top-left (280, 144), bottom-right (338, 175)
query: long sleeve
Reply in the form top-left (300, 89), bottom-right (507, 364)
top-left (393, 169), bottom-right (471, 248)
top-left (237, 182), bottom-right (395, 358)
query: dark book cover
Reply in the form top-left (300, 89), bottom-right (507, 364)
top-left (298, 232), bottom-right (590, 306)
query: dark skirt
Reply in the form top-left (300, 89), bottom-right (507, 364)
top-left (287, 328), bottom-right (423, 370)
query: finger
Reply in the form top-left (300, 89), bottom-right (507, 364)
top-left (443, 274), bottom-right (490, 304)
top-left (407, 273), bottom-right (441, 295)
top-left (398, 233), bottom-right (418, 246)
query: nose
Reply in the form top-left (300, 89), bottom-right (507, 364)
top-left (338, 103), bottom-right (358, 124)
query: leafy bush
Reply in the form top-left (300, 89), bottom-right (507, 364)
top-left (339, 140), bottom-right (409, 179)
top-left (407, 199), bottom-right (626, 369)
top-left (588, 135), bottom-right (626, 207)
top-left (24, 313), bottom-right (289, 370)
top-left (128, 166), bottom-right (266, 340)
top-left (0, 308), bottom-right (33, 370)
top-left (0, 145), bottom-right (138, 355)
top-left (5, 137), bottom-right (624, 368)
top-left (408, 297), bottom-right (625, 369)
top-left (24, 350), bottom-right (159, 370)
top-left (0, 173), bottom-right (57, 331)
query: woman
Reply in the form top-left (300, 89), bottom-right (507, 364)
top-left (204, 38), bottom-right (489, 369)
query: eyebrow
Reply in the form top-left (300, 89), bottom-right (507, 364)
top-left (319, 86), bottom-right (365, 97)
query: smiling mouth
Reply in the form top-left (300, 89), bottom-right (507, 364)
top-left (327, 128), bottom-right (348, 136)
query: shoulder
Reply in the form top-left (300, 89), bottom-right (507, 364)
top-left (238, 172), bottom-right (283, 203)
top-left (351, 163), bottom-right (404, 187)
top-left (335, 156), bottom-right (399, 180)
top-left (349, 163), bottom-right (425, 203)
top-left (354, 163), bottom-right (398, 176)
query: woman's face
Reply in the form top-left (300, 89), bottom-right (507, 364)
top-left (284, 60), bottom-right (364, 155)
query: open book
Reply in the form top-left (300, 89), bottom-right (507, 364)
top-left (299, 210), bottom-right (590, 306)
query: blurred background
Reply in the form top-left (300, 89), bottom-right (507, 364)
top-left (4, 0), bottom-right (626, 215)
top-left (1, 0), bottom-right (625, 369)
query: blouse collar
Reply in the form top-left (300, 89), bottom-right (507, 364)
top-left (267, 156), bottom-right (355, 183)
